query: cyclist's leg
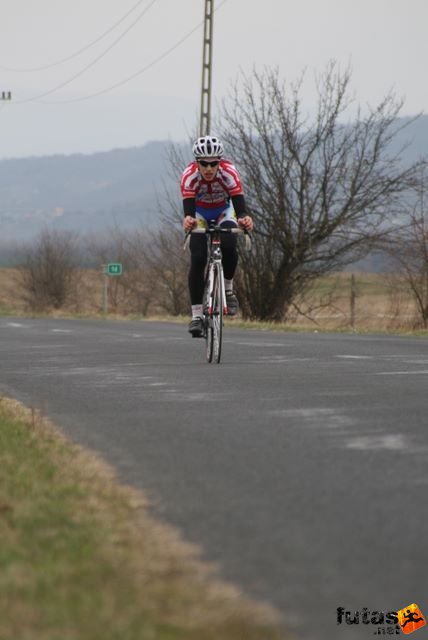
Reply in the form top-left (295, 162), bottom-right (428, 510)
top-left (189, 233), bottom-right (207, 307)
top-left (218, 204), bottom-right (238, 278)
top-left (218, 206), bottom-right (239, 314)
top-left (188, 213), bottom-right (209, 336)
top-left (188, 213), bottom-right (210, 310)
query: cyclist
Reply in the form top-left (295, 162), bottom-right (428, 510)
top-left (181, 135), bottom-right (253, 337)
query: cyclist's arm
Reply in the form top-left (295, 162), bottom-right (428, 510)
top-left (231, 194), bottom-right (253, 231)
top-left (231, 194), bottom-right (246, 218)
top-left (183, 197), bottom-right (196, 217)
top-left (183, 197), bottom-right (197, 231)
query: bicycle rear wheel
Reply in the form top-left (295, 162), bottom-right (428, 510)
top-left (209, 263), bottom-right (223, 364)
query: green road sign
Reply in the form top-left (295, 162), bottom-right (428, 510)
top-left (106, 263), bottom-right (122, 276)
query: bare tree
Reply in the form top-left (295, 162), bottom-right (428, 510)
top-left (161, 141), bottom-right (191, 226)
top-left (384, 165), bottom-right (428, 327)
top-left (138, 226), bottom-right (189, 316)
top-left (118, 229), bottom-right (157, 316)
top-left (15, 229), bottom-right (82, 312)
top-left (220, 62), bottom-right (423, 321)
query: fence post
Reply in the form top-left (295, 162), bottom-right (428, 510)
top-left (101, 264), bottom-right (108, 315)
top-left (350, 273), bottom-right (356, 328)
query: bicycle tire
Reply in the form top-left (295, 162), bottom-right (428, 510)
top-left (212, 263), bottom-right (223, 363)
top-left (205, 312), bottom-right (214, 363)
top-left (205, 267), bottom-right (214, 363)
top-left (205, 263), bottom-right (223, 363)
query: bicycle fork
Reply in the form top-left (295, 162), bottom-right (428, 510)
top-left (207, 245), bottom-right (227, 316)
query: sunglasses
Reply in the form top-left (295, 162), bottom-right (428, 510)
top-left (198, 160), bottom-right (219, 167)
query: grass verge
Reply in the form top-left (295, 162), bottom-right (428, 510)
top-left (1, 308), bottom-right (427, 338)
top-left (224, 318), bottom-right (428, 338)
top-left (0, 397), bottom-right (287, 640)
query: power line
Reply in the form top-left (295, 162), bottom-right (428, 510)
top-left (10, 0), bottom-right (227, 104)
top-left (0, 0), bottom-right (150, 72)
top-left (12, 0), bottom-right (159, 105)
top-left (48, 21), bottom-right (204, 103)
top-left (38, 0), bottom-right (229, 105)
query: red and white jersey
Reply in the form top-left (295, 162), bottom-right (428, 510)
top-left (180, 159), bottom-right (243, 209)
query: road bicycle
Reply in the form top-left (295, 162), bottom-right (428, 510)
top-left (185, 223), bottom-right (251, 364)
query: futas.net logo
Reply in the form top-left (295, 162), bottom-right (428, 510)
top-left (397, 605), bottom-right (426, 635)
top-left (337, 604), bottom-right (426, 635)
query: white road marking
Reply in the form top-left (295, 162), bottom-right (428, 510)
top-left (6, 322), bottom-right (29, 328)
top-left (255, 356), bottom-right (315, 364)
top-left (234, 341), bottom-right (294, 348)
top-left (375, 370), bottom-right (428, 376)
top-left (336, 355), bottom-right (373, 359)
top-left (25, 344), bottom-right (68, 350)
top-left (270, 407), bottom-right (355, 429)
top-left (345, 434), bottom-right (408, 451)
top-left (51, 329), bottom-right (73, 333)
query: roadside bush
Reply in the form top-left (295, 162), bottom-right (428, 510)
top-left (15, 229), bottom-right (82, 312)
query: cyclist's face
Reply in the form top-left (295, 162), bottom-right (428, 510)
top-left (197, 158), bottom-right (220, 181)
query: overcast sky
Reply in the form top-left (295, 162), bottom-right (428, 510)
top-left (1, 0), bottom-right (427, 159)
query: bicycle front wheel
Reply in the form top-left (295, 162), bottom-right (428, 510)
top-left (210, 263), bottom-right (224, 364)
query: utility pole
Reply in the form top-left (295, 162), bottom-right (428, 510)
top-left (199, 0), bottom-right (214, 136)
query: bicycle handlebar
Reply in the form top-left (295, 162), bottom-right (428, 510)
top-left (183, 225), bottom-right (253, 250)
top-left (198, 225), bottom-right (250, 232)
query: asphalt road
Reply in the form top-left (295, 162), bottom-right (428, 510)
top-left (1, 317), bottom-right (427, 639)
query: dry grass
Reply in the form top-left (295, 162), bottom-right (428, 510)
top-left (0, 396), bottom-right (287, 640)
top-left (283, 272), bottom-right (422, 332)
top-left (0, 267), bottom-right (425, 332)
top-left (0, 267), bottom-right (103, 316)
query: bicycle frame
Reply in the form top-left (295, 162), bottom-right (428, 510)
top-left (203, 228), bottom-right (227, 363)
top-left (205, 232), bottom-right (227, 317)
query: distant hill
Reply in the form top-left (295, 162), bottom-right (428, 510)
top-left (0, 140), bottom-right (181, 244)
top-left (1, 115), bottom-right (427, 266)
top-left (391, 114), bottom-right (428, 160)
